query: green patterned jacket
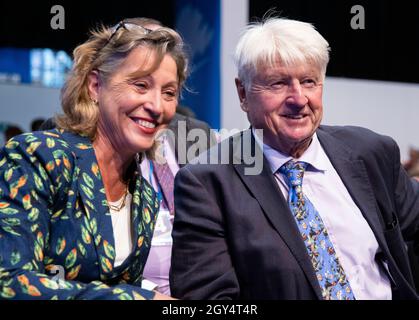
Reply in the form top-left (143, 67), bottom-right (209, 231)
top-left (0, 129), bottom-right (159, 300)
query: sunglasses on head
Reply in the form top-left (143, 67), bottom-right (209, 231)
top-left (106, 20), bottom-right (153, 46)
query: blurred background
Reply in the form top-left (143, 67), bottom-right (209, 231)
top-left (0, 0), bottom-right (418, 164)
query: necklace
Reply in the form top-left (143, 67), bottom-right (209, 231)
top-left (108, 184), bottom-right (129, 212)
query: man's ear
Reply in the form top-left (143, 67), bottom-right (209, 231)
top-left (87, 70), bottom-right (100, 102)
top-left (235, 78), bottom-right (248, 112)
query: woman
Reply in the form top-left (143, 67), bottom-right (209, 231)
top-left (0, 17), bottom-right (187, 300)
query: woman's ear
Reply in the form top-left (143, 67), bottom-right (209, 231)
top-left (235, 78), bottom-right (248, 112)
top-left (87, 70), bottom-right (100, 102)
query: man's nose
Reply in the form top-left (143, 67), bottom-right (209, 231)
top-left (285, 81), bottom-right (309, 107)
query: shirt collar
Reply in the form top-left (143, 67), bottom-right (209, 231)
top-left (252, 128), bottom-right (329, 174)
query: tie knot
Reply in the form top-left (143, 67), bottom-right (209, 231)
top-left (279, 160), bottom-right (308, 188)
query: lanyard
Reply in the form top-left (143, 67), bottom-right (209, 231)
top-left (148, 159), bottom-right (163, 204)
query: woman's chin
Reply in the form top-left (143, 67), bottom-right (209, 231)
top-left (135, 139), bottom-right (155, 153)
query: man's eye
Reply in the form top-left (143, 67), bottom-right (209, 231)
top-left (302, 79), bottom-right (316, 87)
top-left (270, 81), bottom-right (286, 89)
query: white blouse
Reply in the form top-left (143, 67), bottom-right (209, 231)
top-left (109, 193), bottom-right (133, 267)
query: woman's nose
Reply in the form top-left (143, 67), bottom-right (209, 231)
top-left (142, 90), bottom-right (163, 118)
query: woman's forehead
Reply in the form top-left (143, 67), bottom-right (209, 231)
top-left (110, 48), bottom-right (177, 83)
top-left (119, 46), bottom-right (156, 72)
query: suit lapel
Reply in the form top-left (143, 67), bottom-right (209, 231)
top-left (316, 129), bottom-right (389, 254)
top-left (232, 130), bottom-right (323, 299)
top-left (315, 128), bottom-right (417, 292)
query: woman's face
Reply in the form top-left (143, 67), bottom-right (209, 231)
top-left (91, 47), bottom-right (179, 156)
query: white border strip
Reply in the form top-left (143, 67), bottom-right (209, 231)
top-left (221, 0), bottom-right (249, 130)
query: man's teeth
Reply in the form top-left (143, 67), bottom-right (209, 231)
top-left (285, 115), bottom-right (305, 119)
top-left (135, 119), bottom-right (156, 128)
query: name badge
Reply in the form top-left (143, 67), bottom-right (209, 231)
top-left (151, 209), bottom-right (173, 246)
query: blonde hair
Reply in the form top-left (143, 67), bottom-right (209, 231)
top-left (56, 17), bottom-right (188, 139)
top-left (235, 17), bottom-right (330, 89)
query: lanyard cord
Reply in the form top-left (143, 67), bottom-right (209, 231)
top-left (148, 159), bottom-right (163, 204)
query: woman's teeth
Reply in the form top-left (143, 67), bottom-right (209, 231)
top-left (135, 119), bottom-right (156, 128)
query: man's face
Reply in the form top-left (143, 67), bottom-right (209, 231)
top-left (236, 62), bottom-right (324, 157)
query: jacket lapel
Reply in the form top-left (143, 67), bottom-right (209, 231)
top-left (317, 128), bottom-right (419, 296)
top-left (61, 132), bottom-right (117, 279)
top-left (232, 130), bottom-right (323, 299)
top-left (316, 128), bottom-right (388, 250)
top-left (58, 131), bottom-right (159, 284)
top-left (316, 128), bottom-right (419, 294)
top-left (121, 168), bottom-right (159, 285)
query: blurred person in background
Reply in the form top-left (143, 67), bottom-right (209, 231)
top-left (404, 147), bottom-right (419, 181)
top-left (30, 118), bottom-right (46, 132)
top-left (4, 125), bottom-right (23, 143)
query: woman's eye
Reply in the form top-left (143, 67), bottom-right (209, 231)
top-left (163, 90), bottom-right (178, 99)
top-left (134, 82), bottom-right (148, 90)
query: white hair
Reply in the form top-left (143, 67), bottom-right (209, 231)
top-left (234, 18), bottom-right (330, 87)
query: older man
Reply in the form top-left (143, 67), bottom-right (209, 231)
top-left (170, 17), bottom-right (419, 300)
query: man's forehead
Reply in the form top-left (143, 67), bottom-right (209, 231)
top-left (255, 62), bottom-right (320, 78)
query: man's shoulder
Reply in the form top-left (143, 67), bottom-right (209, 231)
top-left (318, 125), bottom-right (398, 161)
top-left (318, 125), bottom-right (396, 146)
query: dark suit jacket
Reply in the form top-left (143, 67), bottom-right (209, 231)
top-left (170, 125), bottom-right (419, 300)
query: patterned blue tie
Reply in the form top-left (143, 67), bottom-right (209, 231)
top-left (279, 160), bottom-right (355, 300)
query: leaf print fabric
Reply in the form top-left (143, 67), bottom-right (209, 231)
top-left (0, 130), bottom-right (159, 300)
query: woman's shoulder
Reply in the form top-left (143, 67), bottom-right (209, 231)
top-left (4, 129), bottom-right (92, 152)
top-left (0, 129), bottom-right (96, 185)
top-left (1, 129), bottom-right (95, 166)
top-left (4, 129), bottom-right (70, 154)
